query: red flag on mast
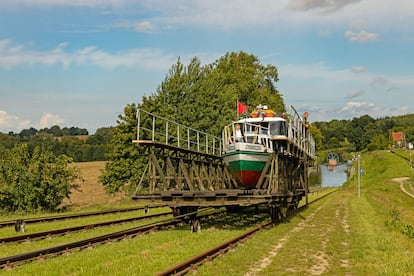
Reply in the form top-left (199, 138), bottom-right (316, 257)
top-left (237, 101), bottom-right (248, 115)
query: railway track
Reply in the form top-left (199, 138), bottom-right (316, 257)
top-left (0, 211), bottom-right (172, 244)
top-left (0, 208), bottom-right (223, 269)
top-left (157, 189), bottom-right (337, 275)
top-left (0, 190), bottom-right (335, 270)
top-left (0, 205), bottom-right (165, 228)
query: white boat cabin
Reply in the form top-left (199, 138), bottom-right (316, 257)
top-left (222, 105), bottom-right (315, 159)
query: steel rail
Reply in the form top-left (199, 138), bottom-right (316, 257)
top-left (157, 190), bottom-right (337, 275)
top-left (156, 221), bottom-right (273, 276)
top-left (0, 205), bottom-right (165, 228)
top-left (0, 212), bottom-right (172, 244)
top-left (0, 208), bottom-right (223, 269)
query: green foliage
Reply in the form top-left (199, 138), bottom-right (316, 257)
top-left (100, 103), bottom-right (142, 194)
top-left (314, 113), bottom-right (414, 152)
top-left (0, 144), bottom-right (80, 212)
top-left (385, 209), bottom-right (414, 239)
top-left (37, 125), bottom-right (88, 137)
top-left (100, 51), bottom-right (285, 193)
top-left (140, 52), bottom-right (284, 136)
top-left (401, 224), bottom-right (414, 239)
top-left (308, 124), bottom-right (323, 150)
top-left (0, 127), bottom-right (113, 162)
top-left (367, 134), bottom-right (388, 151)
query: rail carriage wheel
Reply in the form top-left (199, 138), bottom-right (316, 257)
top-left (172, 206), bottom-right (198, 223)
top-left (268, 205), bottom-right (279, 222)
top-left (287, 194), bottom-right (300, 211)
top-left (269, 204), bottom-right (285, 223)
top-left (269, 200), bottom-right (290, 223)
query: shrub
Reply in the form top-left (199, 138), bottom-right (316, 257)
top-left (0, 144), bottom-right (80, 212)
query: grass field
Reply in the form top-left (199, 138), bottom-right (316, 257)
top-left (63, 161), bottom-right (130, 210)
top-left (1, 151), bottom-right (414, 275)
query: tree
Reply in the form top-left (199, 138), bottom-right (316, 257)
top-left (367, 134), bottom-right (388, 151)
top-left (100, 51), bottom-right (286, 193)
top-left (86, 127), bottom-right (113, 145)
top-left (62, 127), bottom-right (89, 136)
top-left (347, 115), bottom-right (379, 151)
top-left (19, 127), bottom-right (38, 140)
top-left (308, 124), bottom-right (324, 150)
top-left (326, 137), bottom-right (340, 149)
top-left (0, 144), bottom-right (80, 212)
top-left (100, 103), bottom-right (141, 193)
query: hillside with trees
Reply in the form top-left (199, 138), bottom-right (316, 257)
top-left (0, 126), bottom-right (113, 162)
top-left (313, 114), bottom-right (414, 152)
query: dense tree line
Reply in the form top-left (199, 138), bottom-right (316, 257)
top-left (0, 126), bottom-right (113, 162)
top-left (313, 114), bottom-right (414, 151)
top-left (18, 126), bottom-right (88, 139)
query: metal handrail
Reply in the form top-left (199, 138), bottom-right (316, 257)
top-left (136, 109), bottom-right (222, 156)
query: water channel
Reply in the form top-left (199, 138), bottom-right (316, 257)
top-left (309, 163), bottom-right (349, 188)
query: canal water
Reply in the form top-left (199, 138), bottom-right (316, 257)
top-left (309, 164), bottom-right (349, 188)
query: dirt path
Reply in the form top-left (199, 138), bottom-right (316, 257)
top-left (244, 205), bottom-right (326, 276)
top-left (392, 177), bottom-right (414, 199)
top-left (245, 192), bottom-right (351, 275)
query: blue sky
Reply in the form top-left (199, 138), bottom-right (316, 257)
top-left (1, 0), bottom-right (413, 134)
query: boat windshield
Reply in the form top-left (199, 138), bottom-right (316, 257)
top-left (269, 121), bottom-right (287, 136)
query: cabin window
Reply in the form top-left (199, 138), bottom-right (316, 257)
top-left (270, 121), bottom-right (287, 136)
top-left (260, 122), bottom-right (268, 134)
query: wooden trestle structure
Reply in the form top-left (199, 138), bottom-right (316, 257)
top-left (132, 109), bottom-right (314, 222)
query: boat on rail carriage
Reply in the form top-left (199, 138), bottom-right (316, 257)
top-left (222, 104), bottom-right (315, 189)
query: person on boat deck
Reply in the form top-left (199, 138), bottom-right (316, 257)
top-left (235, 124), bottom-right (244, 142)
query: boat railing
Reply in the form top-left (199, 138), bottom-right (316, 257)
top-left (135, 109), bottom-right (222, 156)
top-left (286, 106), bottom-right (316, 160)
top-left (287, 119), bottom-right (315, 159)
top-left (223, 122), bottom-right (271, 151)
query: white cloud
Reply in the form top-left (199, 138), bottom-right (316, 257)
top-left (2, 0), bottom-right (413, 33)
top-left (350, 19), bottom-right (368, 30)
top-left (317, 29), bottom-right (333, 37)
top-left (351, 66), bottom-right (367, 73)
top-left (134, 21), bottom-right (156, 33)
top-left (279, 63), bottom-right (368, 83)
top-left (0, 0), bottom-right (131, 7)
top-left (111, 20), bottom-right (157, 33)
top-left (279, 63), bottom-right (414, 91)
top-left (0, 110), bottom-right (69, 133)
top-left (338, 101), bottom-right (409, 118)
top-left (288, 0), bottom-right (361, 13)
top-left (370, 76), bottom-right (388, 86)
top-left (38, 112), bottom-right (64, 129)
top-left (344, 30), bottom-right (379, 42)
top-left (346, 90), bottom-right (365, 99)
top-left (0, 39), bottom-right (176, 71)
top-left (0, 110), bottom-right (31, 132)
top-left (147, 0), bottom-right (414, 31)
top-left (278, 62), bottom-right (414, 122)
top-left (387, 87), bottom-right (400, 92)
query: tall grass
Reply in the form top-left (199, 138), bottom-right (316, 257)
top-left (346, 150), bottom-right (414, 274)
